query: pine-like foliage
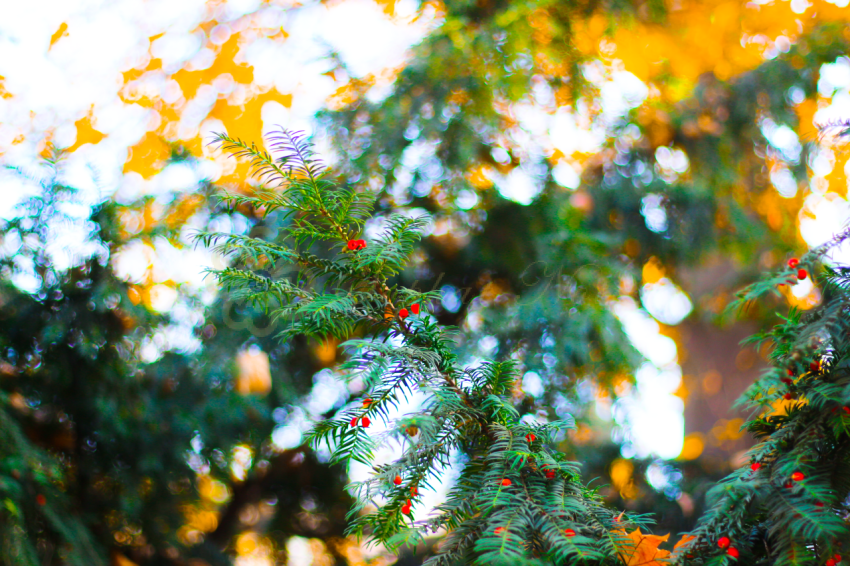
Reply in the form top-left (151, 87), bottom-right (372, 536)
top-left (677, 231), bottom-right (850, 564)
top-left (198, 130), bottom-right (648, 565)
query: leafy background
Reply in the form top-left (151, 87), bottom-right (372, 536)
top-left (1, 0), bottom-right (850, 564)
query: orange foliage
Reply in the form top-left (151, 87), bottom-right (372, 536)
top-left (616, 529), bottom-right (670, 565)
top-left (48, 23), bottom-right (69, 50)
top-left (124, 132), bottom-right (171, 179)
top-left (67, 111), bottom-right (106, 153)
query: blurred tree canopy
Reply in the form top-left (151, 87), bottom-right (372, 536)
top-left (2, 0), bottom-right (850, 564)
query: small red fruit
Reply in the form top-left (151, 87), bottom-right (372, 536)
top-left (785, 481), bottom-right (793, 488)
top-left (792, 471), bottom-right (805, 481)
top-left (36, 494), bottom-right (46, 506)
top-left (798, 268), bottom-right (808, 280)
top-left (781, 377), bottom-right (793, 385)
top-left (787, 368), bottom-right (795, 376)
top-left (411, 485), bottom-right (418, 496)
top-left (361, 416), bottom-right (371, 428)
top-left (526, 433), bottom-right (536, 443)
top-left (363, 398), bottom-right (373, 407)
top-left (410, 303), bottom-right (420, 315)
top-left (750, 462), bottom-right (761, 472)
top-left (350, 417), bottom-right (359, 427)
top-left (394, 475), bottom-right (402, 485)
top-left (564, 529), bottom-right (576, 537)
top-left (810, 361), bottom-right (820, 372)
top-left (398, 308), bottom-right (409, 319)
top-left (401, 503), bottom-right (411, 515)
top-left (717, 536), bottom-right (731, 549)
top-left (815, 501), bottom-right (824, 508)
top-left (834, 554), bottom-right (842, 563)
top-left (784, 392), bottom-right (794, 400)
top-left (843, 407), bottom-right (850, 415)
top-left (495, 527), bottom-right (506, 535)
top-left (500, 478), bottom-right (512, 487)
top-left (347, 239), bottom-right (358, 250)
top-left (788, 258), bottom-right (799, 268)
top-left (545, 470), bottom-right (556, 479)
top-left (827, 560), bottom-right (836, 566)
top-left (727, 547), bottom-right (739, 559)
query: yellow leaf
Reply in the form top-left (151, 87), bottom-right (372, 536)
top-left (49, 23), bottom-right (68, 50)
top-left (67, 111), bottom-right (106, 153)
top-left (674, 534), bottom-right (697, 552)
top-left (616, 528), bottom-right (670, 566)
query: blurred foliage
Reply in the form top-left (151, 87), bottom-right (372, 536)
top-left (2, 0), bottom-right (850, 564)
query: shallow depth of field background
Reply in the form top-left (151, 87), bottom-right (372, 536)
top-left (2, 0), bottom-right (850, 563)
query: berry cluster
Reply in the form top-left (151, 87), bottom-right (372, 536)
top-left (398, 303), bottom-right (421, 320)
top-left (347, 238), bottom-right (367, 251)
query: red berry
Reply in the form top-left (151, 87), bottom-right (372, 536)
top-left (411, 485), bottom-right (418, 496)
top-left (727, 547), bottom-right (739, 559)
top-left (827, 560), bottom-right (836, 566)
top-left (500, 478), bottom-right (511, 487)
top-left (410, 303), bottom-right (420, 315)
top-left (398, 308), bottom-right (409, 319)
top-left (394, 475), bottom-right (402, 485)
top-left (401, 504), bottom-right (411, 515)
top-left (810, 361), bottom-right (820, 372)
top-left (785, 481), bottom-right (793, 488)
top-left (750, 462), bottom-right (761, 472)
top-left (361, 416), bottom-right (371, 428)
top-left (798, 268), bottom-right (808, 280)
top-left (792, 471), bottom-right (805, 481)
top-left (350, 417), bottom-right (359, 427)
top-left (526, 433), bottom-right (536, 443)
top-left (363, 398), bottom-right (373, 407)
top-left (717, 536), bottom-right (731, 549)
top-left (834, 555), bottom-right (842, 563)
top-left (347, 240), bottom-right (357, 250)
top-left (843, 407), bottom-right (850, 415)
top-left (788, 258), bottom-right (799, 268)
top-left (815, 501), bottom-right (824, 508)
top-left (564, 528), bottom-right (576, 537)
top-left (787, 368), bottom-right (795, 376)
top-left (545, 469), bottom-right (556, 479)
top-left (35, 494), bottom-right (46, 506)
top-left (784, 392), bottom-right (793, 400)
top-left (495, 527), bottom-right (506, 535)
top-left (781, 377), bottom-right (793, 385)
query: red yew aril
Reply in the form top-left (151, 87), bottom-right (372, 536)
top-left (545, 470), bottom-right (556, 479)
top-left (798, 268), bottom-right (808, 280)
top-left (394, 475), bottom-right (402, 485)
top-left (727, 547), bottom-right (739, 559)
top-left (526, 433), bottom-right (536, 443)
top-left (750, 462), bottom-right (761, 472)
top-left (717, 536), bottom-right (731, 549)
top-left (361, 416), bottom-right (371, 428)
top-left (500, 478), bottom-right (511, 487)
top-left (792, 471), bottom-right (805, 481)
top-left (350, 417), bottom-right (359, 427)
top-left (564, 529), bottom-right (576, 537)
top-left (410, 303), bottom-right (420, 315)
top-left (788, 258), bottom-right (799, 268)
top-left (398, 308), bottom-right (409, 319)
